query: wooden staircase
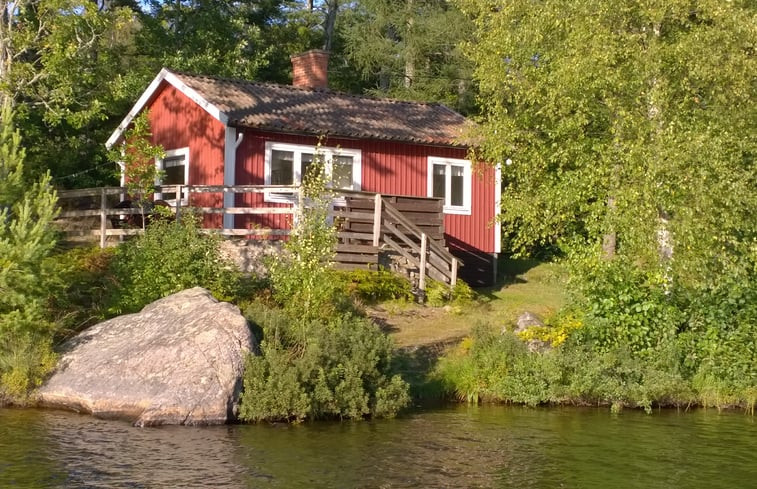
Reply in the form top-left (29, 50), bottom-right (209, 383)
top-left (332, 192), bottom-right (459, 290)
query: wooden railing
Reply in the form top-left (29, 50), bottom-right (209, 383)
top-left (55, 185), bottom-right (459, 289)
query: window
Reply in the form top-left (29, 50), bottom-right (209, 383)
top-left (428, 157), bottom-right (471, 215)
top-left (155, 147), bottom-right (189, 205)
top-left (264, 142), bottom-right (361, 202)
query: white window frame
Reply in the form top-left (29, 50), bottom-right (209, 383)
top-left (427, 156), bottom-right (472, 215)
top-left (264, 141), bottom-right (362, 203)
top-left (155, 147), bottom-right (190, 206)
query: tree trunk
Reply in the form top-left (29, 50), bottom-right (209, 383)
top-left (322, 0), bottom-right (338, 52)
top-left (602, 196), bottom-right (616, 259)
top-left (403, 0), bottom-right (414, 88)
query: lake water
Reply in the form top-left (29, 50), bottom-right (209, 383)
top-left (1, 405), bottom-right (755, 488)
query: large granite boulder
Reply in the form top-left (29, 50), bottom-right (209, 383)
top-left (37, 287), bottom-right (255, 426)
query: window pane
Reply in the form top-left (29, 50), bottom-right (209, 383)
top-left (301, 153), bottom-right (314, 184)
top-left (333, 155), bottom-right (353, 189)
top-left (432, 164), bottom-right (446, 199)
top-left (161, 155), bottom-right (185, 200)
top-left (450, 165), bottom-right (464, 206)
top-left (271, 150), bottom-right (294, 185)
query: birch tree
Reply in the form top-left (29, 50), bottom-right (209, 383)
top-left (465, 0), bottom-right (755, 287)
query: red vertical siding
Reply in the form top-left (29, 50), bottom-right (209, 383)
top-left (148, 83), bottom-right (226, 227)
top-left (235, 130), bottom-right (497, 253)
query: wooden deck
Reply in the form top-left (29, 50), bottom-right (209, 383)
top-left (55, 185), bottom-right (459, 290)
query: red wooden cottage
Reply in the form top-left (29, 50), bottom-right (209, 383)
top-left (106, 51), bottom-right (501, 286)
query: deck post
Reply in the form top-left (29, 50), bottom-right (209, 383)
top-left (99, 187), bottom-right (107, 249)
top-left (372, 193), bottom-right (382, 247)
top-left (451, 257), bottom-right (458, 289)
top-left (175, 184), bottom-right (182, 223)
top-left (419, 232), bottom-right (428, 294)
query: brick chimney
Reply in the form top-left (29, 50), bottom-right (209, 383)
top-left (291, 50), bottom-right (329, 89)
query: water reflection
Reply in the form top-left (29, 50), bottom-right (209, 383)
top-left (1, 405), bottom-right (755, 488)
top-left (1, 409), bottom-right (248, 488)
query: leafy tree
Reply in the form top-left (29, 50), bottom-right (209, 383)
top-left (0, 1), bottom-right (140, 185)
top-left (0, 101), bottom-right (59, 400)
top-left (467, 0), bottom-right (755, 285)
top-left (108, 111), bottom-right (165, 229)
top-left (465, 0), bottom-right (756, 394)
top-left (266, 151), bottom-right (344, 323)
top-left (342, 0), bottom-right (476, 112)
top-left (134, 0), bottom-right (274, 81)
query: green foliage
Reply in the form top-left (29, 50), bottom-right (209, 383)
top-left (0, 333), bottom-right (57, 404)
top-left (468, 0), bottom-right (755, 267)
top-left (568, 253), bottom-right (680, 357)
top-left (109, 111), bottom-right (165, 228)
top-left (678, 272), bottom-right (757, 400)
top-left (463, 0), bottom-right (755, 409)
top-left (239, 307), bottom-right (410, 422)
top-left (108, 214), bottom-right (240, 314)
top-left (0, 102), bottom-right (59, 401)
top-left (135, 0), bottom-right (272, 81)
top-left (433, 325), bottom-right (694, 411)
top-left (3, 1), bottom-right (141, 186)
top-left (41, 247), bottom-right (117, 335)
top-left (425, 278), bottom-right (476, 307)
top-left (342, 0), bottom-right (477, 113)
top-left (266, 153), bottom-right (347, 321)
top-left (339, 268), bottom-right (413, 303)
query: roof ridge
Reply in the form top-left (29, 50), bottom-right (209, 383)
top-left (167, 68), bottom-right (462, 113)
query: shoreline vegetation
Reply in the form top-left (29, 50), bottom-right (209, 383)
top-left (1, 221), bottom-right (754, 416)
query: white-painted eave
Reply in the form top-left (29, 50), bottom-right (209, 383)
top-left (105, 68), bottom-right (230, 149)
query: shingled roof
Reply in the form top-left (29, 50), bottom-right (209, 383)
top-left (170, 71), bottom-right (470, 147)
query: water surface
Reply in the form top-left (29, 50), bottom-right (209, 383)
top-left (1, 405), bottom-right (755, 488)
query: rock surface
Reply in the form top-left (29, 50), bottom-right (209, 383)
top-left (512, 311), bottom-right (550, 353)
top-left (37, 288), bottom-right (255, 426)
top-left (514, 311), bottom-right (545, 332)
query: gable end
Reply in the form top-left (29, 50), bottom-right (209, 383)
top-left (105, 68), bottom-right (229, 149)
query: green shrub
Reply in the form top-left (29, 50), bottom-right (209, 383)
top-left (239, 306), bottom-right (410, 422)
top-left (108, 213), bottom-right (241, 314)
top-left (433, 323), bottom-right (693, 411)
top-left (425, 279), bottom-right (476, 307)
top-left (432, 324), bottom-right (531, 403)
top-left (678, 273), bottom-right (757, 406)
top-left (568, 254), bottom-right (681, 358)
top-left (340, 268), bottom-right (413, 303)
top-left (0, 332), bottom-right (57, 404)
top-left (41, 247), bottom-right (117, 335)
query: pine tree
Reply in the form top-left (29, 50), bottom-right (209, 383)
top-left (0, 101), bottom-right (59, 401)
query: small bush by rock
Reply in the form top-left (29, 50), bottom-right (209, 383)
top-left (107, 214), bottom-right (241, 314)
top-left (239, 306), bottom-right (410, 422)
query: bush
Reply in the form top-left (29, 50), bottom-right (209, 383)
top-left (239, 306), bottom-right (410, 422)
top-left (678, 273), bottom-right (757, 406)
top-left (432, 324), bottom-right (535, 403)
top-left (425, 279), bottom-right (476, 307)
top-left (107, 214), bottom-right (241, 314)
top-left (433, 323), bottom-right (693, 411)
top-left (0, 332), bottom-right (57, 404)
top-left (568, 254), bottom-right (681, 358)
top-left (339, 268), bottom-right (413, 303)
top-left (41, 247), bottom-right (117, 335)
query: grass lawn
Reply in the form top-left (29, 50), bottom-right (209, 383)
top-left (372, 258), bottom-right (568, 349)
